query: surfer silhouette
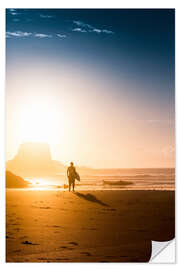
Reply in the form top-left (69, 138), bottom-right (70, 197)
top-left (67, 162), bottom-right (80, 192)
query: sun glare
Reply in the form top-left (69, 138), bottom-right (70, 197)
top-left (19, 100), bottom-right (67, 144)
top-left (28, 178), bottom-right (55, 190)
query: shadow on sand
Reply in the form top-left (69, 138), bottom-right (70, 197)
top-left (74, 192), bottom-right (109, 207)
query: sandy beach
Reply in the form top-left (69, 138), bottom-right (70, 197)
top-left (6, 189), bottom-right (175, 262)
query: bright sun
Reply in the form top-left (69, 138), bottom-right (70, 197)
top-left (19, 100), bottom-right (66, 144)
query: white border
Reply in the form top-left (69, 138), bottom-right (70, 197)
top-left (0, 5), bottom-right (5, 265)
top-left (0, 0), bottom-right (178, 8)
top-left (0, 0), bottom-right (179, 268)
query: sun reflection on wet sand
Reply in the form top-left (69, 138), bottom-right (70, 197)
top-left (26, 178), bottom-right (62, 190)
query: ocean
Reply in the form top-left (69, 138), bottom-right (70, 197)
top-left (25, 168), bottom-right (175, 191)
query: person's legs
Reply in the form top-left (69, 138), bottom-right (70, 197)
top-left (68, 179), bottom-right (71, 192)
top-left (72, 180), bottom-right (75, 192)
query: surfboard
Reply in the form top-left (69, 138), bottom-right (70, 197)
top-left (75, 172), bottom-right (80, 181)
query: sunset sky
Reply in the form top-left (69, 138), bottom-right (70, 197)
top-left (6, 9), bottom-right (175, 168)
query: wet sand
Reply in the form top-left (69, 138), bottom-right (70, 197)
top-left (6, 190), bottom-right (175, 262)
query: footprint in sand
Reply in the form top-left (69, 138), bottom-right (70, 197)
top-left (55, 258), bottom-right (69, 261)
top-left (60, 246), bottom-right (73, 250)
top-left (69, 241), bottom-right (78, 246)
top-left (13, 249), bottom-right (21, 253)
top-left (82, 227), bottom-right (97, 231)
top-left (14, 228), bottom-right (20, 232)
top-left (19, 235), bottom-right (28, 240)
top-left (81, 251), bottom-right (92, 256)
top-left (6, 235), bottom-right (15, 239)
top-left (22, 240), bottom-right (39, 245)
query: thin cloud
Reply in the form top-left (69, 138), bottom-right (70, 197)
top-left (162, 146), bottom-right (175, 157)
top-left (6, 31), bottom-right (52, 39)
top-left (72, 28), bottom-right (87, 33)
top-left (101, 29), bottom-right (114, 34)
top-left (147, 120), bottom-right (162, 123)
top-left (8, 9), bottom-right (20, 16)
top-left (6, 31), bottom-right (32, 38)
top-left (11, 12), bottom-right (18, 15)
top-left (73, 20), bottom-right (93, 29)
top-left (147, 119), bottom-right (172, 124)
top-left (56, 34), bottom-right (67, 38)
top-left (92, 28), bottom-right (101, 34)
top-left (13, 18), bottom-right (20, 22)
top-left (34, 33), bottom-right (52, 38)
top-left (72, 20), bottom-right (114, 34)
top-left (40, 14), bottom-right (54, 18)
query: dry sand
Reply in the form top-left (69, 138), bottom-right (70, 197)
top-left (6, 190), bottom-right (175, 262)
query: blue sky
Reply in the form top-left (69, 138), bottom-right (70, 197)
top-left (6, 9), bottom-right (175, 168)
top-left (6, 9), bottom-right (175, 103)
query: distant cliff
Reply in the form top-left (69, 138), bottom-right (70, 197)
top-left (6, 171), bottom-right (29, 188)
top-left (6, 142), bottom-right (65, 177)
